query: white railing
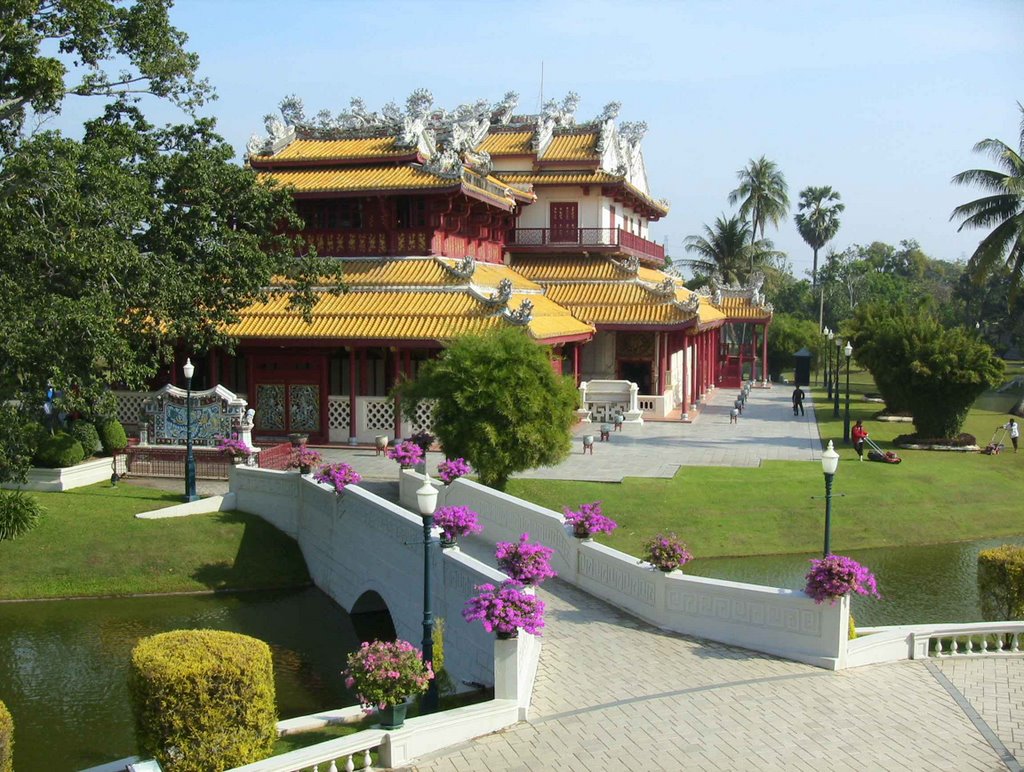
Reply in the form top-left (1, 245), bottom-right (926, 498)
top-left (577, 380), bottom-right (644, 424)
top-left (847, 621), bottom-right (1024, 668)
top-left (636, 393), bottom-right (672, 418)
top-left (229, 730), bottom-right (385, 772)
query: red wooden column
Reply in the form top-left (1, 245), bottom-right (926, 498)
top-left (348, 347), bottom-right (357, 445)
top-left (762, 322), bottom-right (769, 384)
top-left (695, 332), bottom-right (704, 400)
top-left (680, 335), bottom-right (689, 416)
top-left (573, 344), bottom-right (580, 386)
top-left (661, 333), bottom-right (669, 396)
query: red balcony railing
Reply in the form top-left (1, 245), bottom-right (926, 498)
top-left (300, 228), bottom-right (435, 257)
top-left (507, 227), bottom-right (665, 263)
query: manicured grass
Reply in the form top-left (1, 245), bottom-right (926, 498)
top-left (507, 366), bottom-right (1024, 560)
top-left (0, 483), bottom-right (310, 600)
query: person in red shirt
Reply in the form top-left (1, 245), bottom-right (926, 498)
top-left (852, 420), bottom-right (868, 460)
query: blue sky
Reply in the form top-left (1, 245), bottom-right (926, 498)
top-left (51, 0), bottom-right (1024, 277)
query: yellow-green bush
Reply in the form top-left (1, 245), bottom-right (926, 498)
top-left (0, 698), bottom-right (12, 772)
top-left (978, 545), bottom-right (1024, 621)
top-left (128, 630), bottom-right (277, 772)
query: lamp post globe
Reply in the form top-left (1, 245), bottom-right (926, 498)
top-left (416, 473), bottom-right (440, 714)
top-left (832, 337), bottom-right (842, 418)
top-left (183, 358), bottom-right (198, 503)
top-left (821, 440), bottom-right (840, 557)
top-left (843, 342), bottom-right (853, 443)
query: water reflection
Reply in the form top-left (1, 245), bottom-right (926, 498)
top-left (0, 587), bottom-right (363, 772)
top-left (686, 535), bottom-right (1024, 627)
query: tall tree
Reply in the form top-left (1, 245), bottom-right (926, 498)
top-left (728, 156), bottom-right (790, 247)
top-left (794, 185), bottom-right (844, 286)
top-left (682, 214), bottom-right (782, 285)
top-left (951, 103), bottom-right (1024, 301)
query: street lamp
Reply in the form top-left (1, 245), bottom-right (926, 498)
top-left (821, 440), bottom-right (840, 557)
top-left (416, 473), bottom-right (440, 714)
top-left (183, 358), bottom-right (198, 502)
top-left (825, 329), bottom-right (834, 398)
top-left (842, 341), bottom-right (853, 443)
top-left (832, 336), bottom-right (841, 418)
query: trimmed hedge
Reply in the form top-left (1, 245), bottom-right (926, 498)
top-left (128, 630), bottom-right (277, 772)
top-left (69, 420), bottom-right (101, 456)
top-left (97, 417), bottom-right (128, 454)
top-left (0, 698), bottom-right (11, 772)
top-left (33, 432), bottom-right (85, 468)
top-left (977, 545), bottom-right (1024, 621)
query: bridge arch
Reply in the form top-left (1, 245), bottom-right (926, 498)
top-left (350, 589), bottom-right (397, 643)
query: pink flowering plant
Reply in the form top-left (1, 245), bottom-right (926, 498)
top-left (286, 446), bottom-right (322, 470)
top-left (387, 440), bottom-right (424, 467)
top-left (433, 505), bottom-right (482, 543)
top-left (641, 533), bottom-right (693, 572)
top-left (495, 533), bottom-right (557, 586)
top-left (563, 502), bottom-right (617, 538)
top-left (343, 639), bottom-right (433, 712)
top-left (462, 581), bottom-right (545, 637)
top-left (437, 457), bottom-right (471, 485)
top-left (215, 436), bottom-right (252, 459)
top-left (804, 555), bottom-right (881, 605)
top-left (314, 462), bottom-right (362, 493)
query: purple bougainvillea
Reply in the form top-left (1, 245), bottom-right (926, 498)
top-left (462, 581), bottom-right (545, 637)
top-left (563, 501), bottom-right (617, 538)
top-left (433, 505), bottom-right (483, 543)
top-left (805, 555), bottom-right (880, 605)
top-left (216, 436), bottom-right (252, 459)
top-left (495, 533), bottom-right (557, 586)
top-left (437, 457), bottom-right (472, 485)
top-left (386, 440), bottom-right (424, 467)
top-left (641, 533), bottom-right (693, 572)
top-left (313, 462), bottom-right (362, 493)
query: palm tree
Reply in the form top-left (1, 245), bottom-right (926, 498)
top-left (728, 156), bottom-right (790, 246)
top-left (951, 103), bottom-right (1024, 301)
top-left (682, 215), bottom-right (781, 285)
top-left (794, 185), bottom-right (845, 287)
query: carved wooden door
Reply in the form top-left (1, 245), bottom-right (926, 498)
top-left (550, 202), bottom-right (579, 243)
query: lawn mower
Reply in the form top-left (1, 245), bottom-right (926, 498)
top-left (864, 436), bottom-right (902, 464)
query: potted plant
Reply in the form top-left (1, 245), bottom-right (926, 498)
top-left (216, 436), bottom-right (253, 464)
top-left (804, 555), bottom-right (880, 605)
top-left (286, 446), bottom-right (322, 475)
top-left (462, 581), bottom-right (545, 639)
top-left (409, 431), bottom-right (435, 454)
top-left (495, 533), bottom-right (557, 585)
top-left (562, 502), bottom-right (617, 539)
top-left (437, 457), bottom-right (471, 485)
top-left (640, 533), bottom-right (693, 572)
top-left (433, 505), bottom-right (482, 549)
top-left (386, 440), bottom-right (424, 469)
top-left (313, 462), bottom-right (362, 494)
top-left (343, 639), bottom-right (433, 730)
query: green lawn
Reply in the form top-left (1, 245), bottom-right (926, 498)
top-left (0, 483), bottom-right (310, 600)
top-left (507, 366), bottom-right (1024, 560)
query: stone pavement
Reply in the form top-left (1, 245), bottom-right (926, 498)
top-left (410, 578), bottom-right (1021, 771)
top-left (315, 385), bottom-right (825, 483)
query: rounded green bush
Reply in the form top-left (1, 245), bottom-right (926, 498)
top-left (978, 545), bottom-right (1024, 621)
top-left (69, 420), bottom-right (101, 456)
top-left (0, 698), bottom-right (12, 772)
top-left (0, 491), bottom-right (42, 542)
top-left (96, 417), bottom-right (128, 454)
top-left (33, 432), bottom-right (85, 468)
top-left (128, 630), bottom-right (277, 772)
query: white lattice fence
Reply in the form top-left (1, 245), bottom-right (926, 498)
top-left (363, 397), bottom-right (393, 432)
top-left (411, 399), bottom-right (436, 434)
top-left (327, 396), bottom-right (350, 431)
top-left (111, 391), bottom-right (149, 428)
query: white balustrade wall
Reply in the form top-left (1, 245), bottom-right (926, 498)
top-left (400, 472), bottom-right (849, 670)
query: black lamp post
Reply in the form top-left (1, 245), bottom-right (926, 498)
top-left (416, 474), bottom-right (440, 714)
top-left (825, 328), bottom-right (833, 397)
top-left (821, 440), bottom-right (839, 557)
top-left (842, 341), bottom-right (853, 443)
top-left (832, 336), bottom-right (841, 418)
top-left (183, 358), bottom-right (198, 502)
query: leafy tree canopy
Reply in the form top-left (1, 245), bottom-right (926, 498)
top-left (397, 329), bottom-right (579, 490)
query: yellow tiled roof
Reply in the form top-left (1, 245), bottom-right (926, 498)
top-left (328, 258), bottom-right (542, 291)
top-left (497, 170), bottom-right (620, 186)
top-left (714, 294), bottom-right (772, 321)
top-left (511, 257), bottom-right (676, 284)
top-left (253, 137), bottom-right (413, 163)
top-left (258, 166), bottom-right (455, 193)
top-left (543, 283), bottom-right (696, 326)
top-left (224, 289), bottom-right (591, 342)
top-left (543, 132), bottom-right (599, 161)
top-left (477, 131), bottom-right (534, 156)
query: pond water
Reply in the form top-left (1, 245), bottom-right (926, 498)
top-left (687, 534), bottom-right (1024, 627)
top-left (0, 587), bottom-right (377, 772)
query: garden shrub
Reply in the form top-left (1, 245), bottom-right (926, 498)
top-left (978, 546), bottom-right (1024, 621)
top-left (69, 420), bottom-right (101, 456)
top-left (0, 491), bottom-right (42, 542)
top-left (96, 417), bottom-right (128, 454)
top-left (128, 630), bottom-right (277, 772)
top-left (33, 432), bottom-right (85, 468)
top-left (0, 698), bottom-right (11, 772)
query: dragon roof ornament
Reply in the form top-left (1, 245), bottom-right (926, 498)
top-left (438, 256), bottom-right (475, 279)
top-left (609, 255), bottom-right (640, 275)
top-left (504, 298), bottom-right (534, 326)
top-left (649, 277), bottom-right (677, 298)
top-left (673, 294), bottom-right (701, 315)
top-left (481, 278), bottom-right (513, 307)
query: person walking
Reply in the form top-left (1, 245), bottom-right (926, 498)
top-left (852, 420), bottom-right (868, 460)
top-left (791, 386), bottom-right (805, 417)
top-left (1002, 418), bottom-right (1019, 453)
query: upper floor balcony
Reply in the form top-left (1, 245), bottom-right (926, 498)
top-left (507, 227), bottom-right (665, 264)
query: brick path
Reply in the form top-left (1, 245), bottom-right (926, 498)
top-left (410, 579), bottom-right (1020, 771)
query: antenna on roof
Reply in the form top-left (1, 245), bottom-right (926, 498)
top-left (537, 61), bottom-right (544, 112)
